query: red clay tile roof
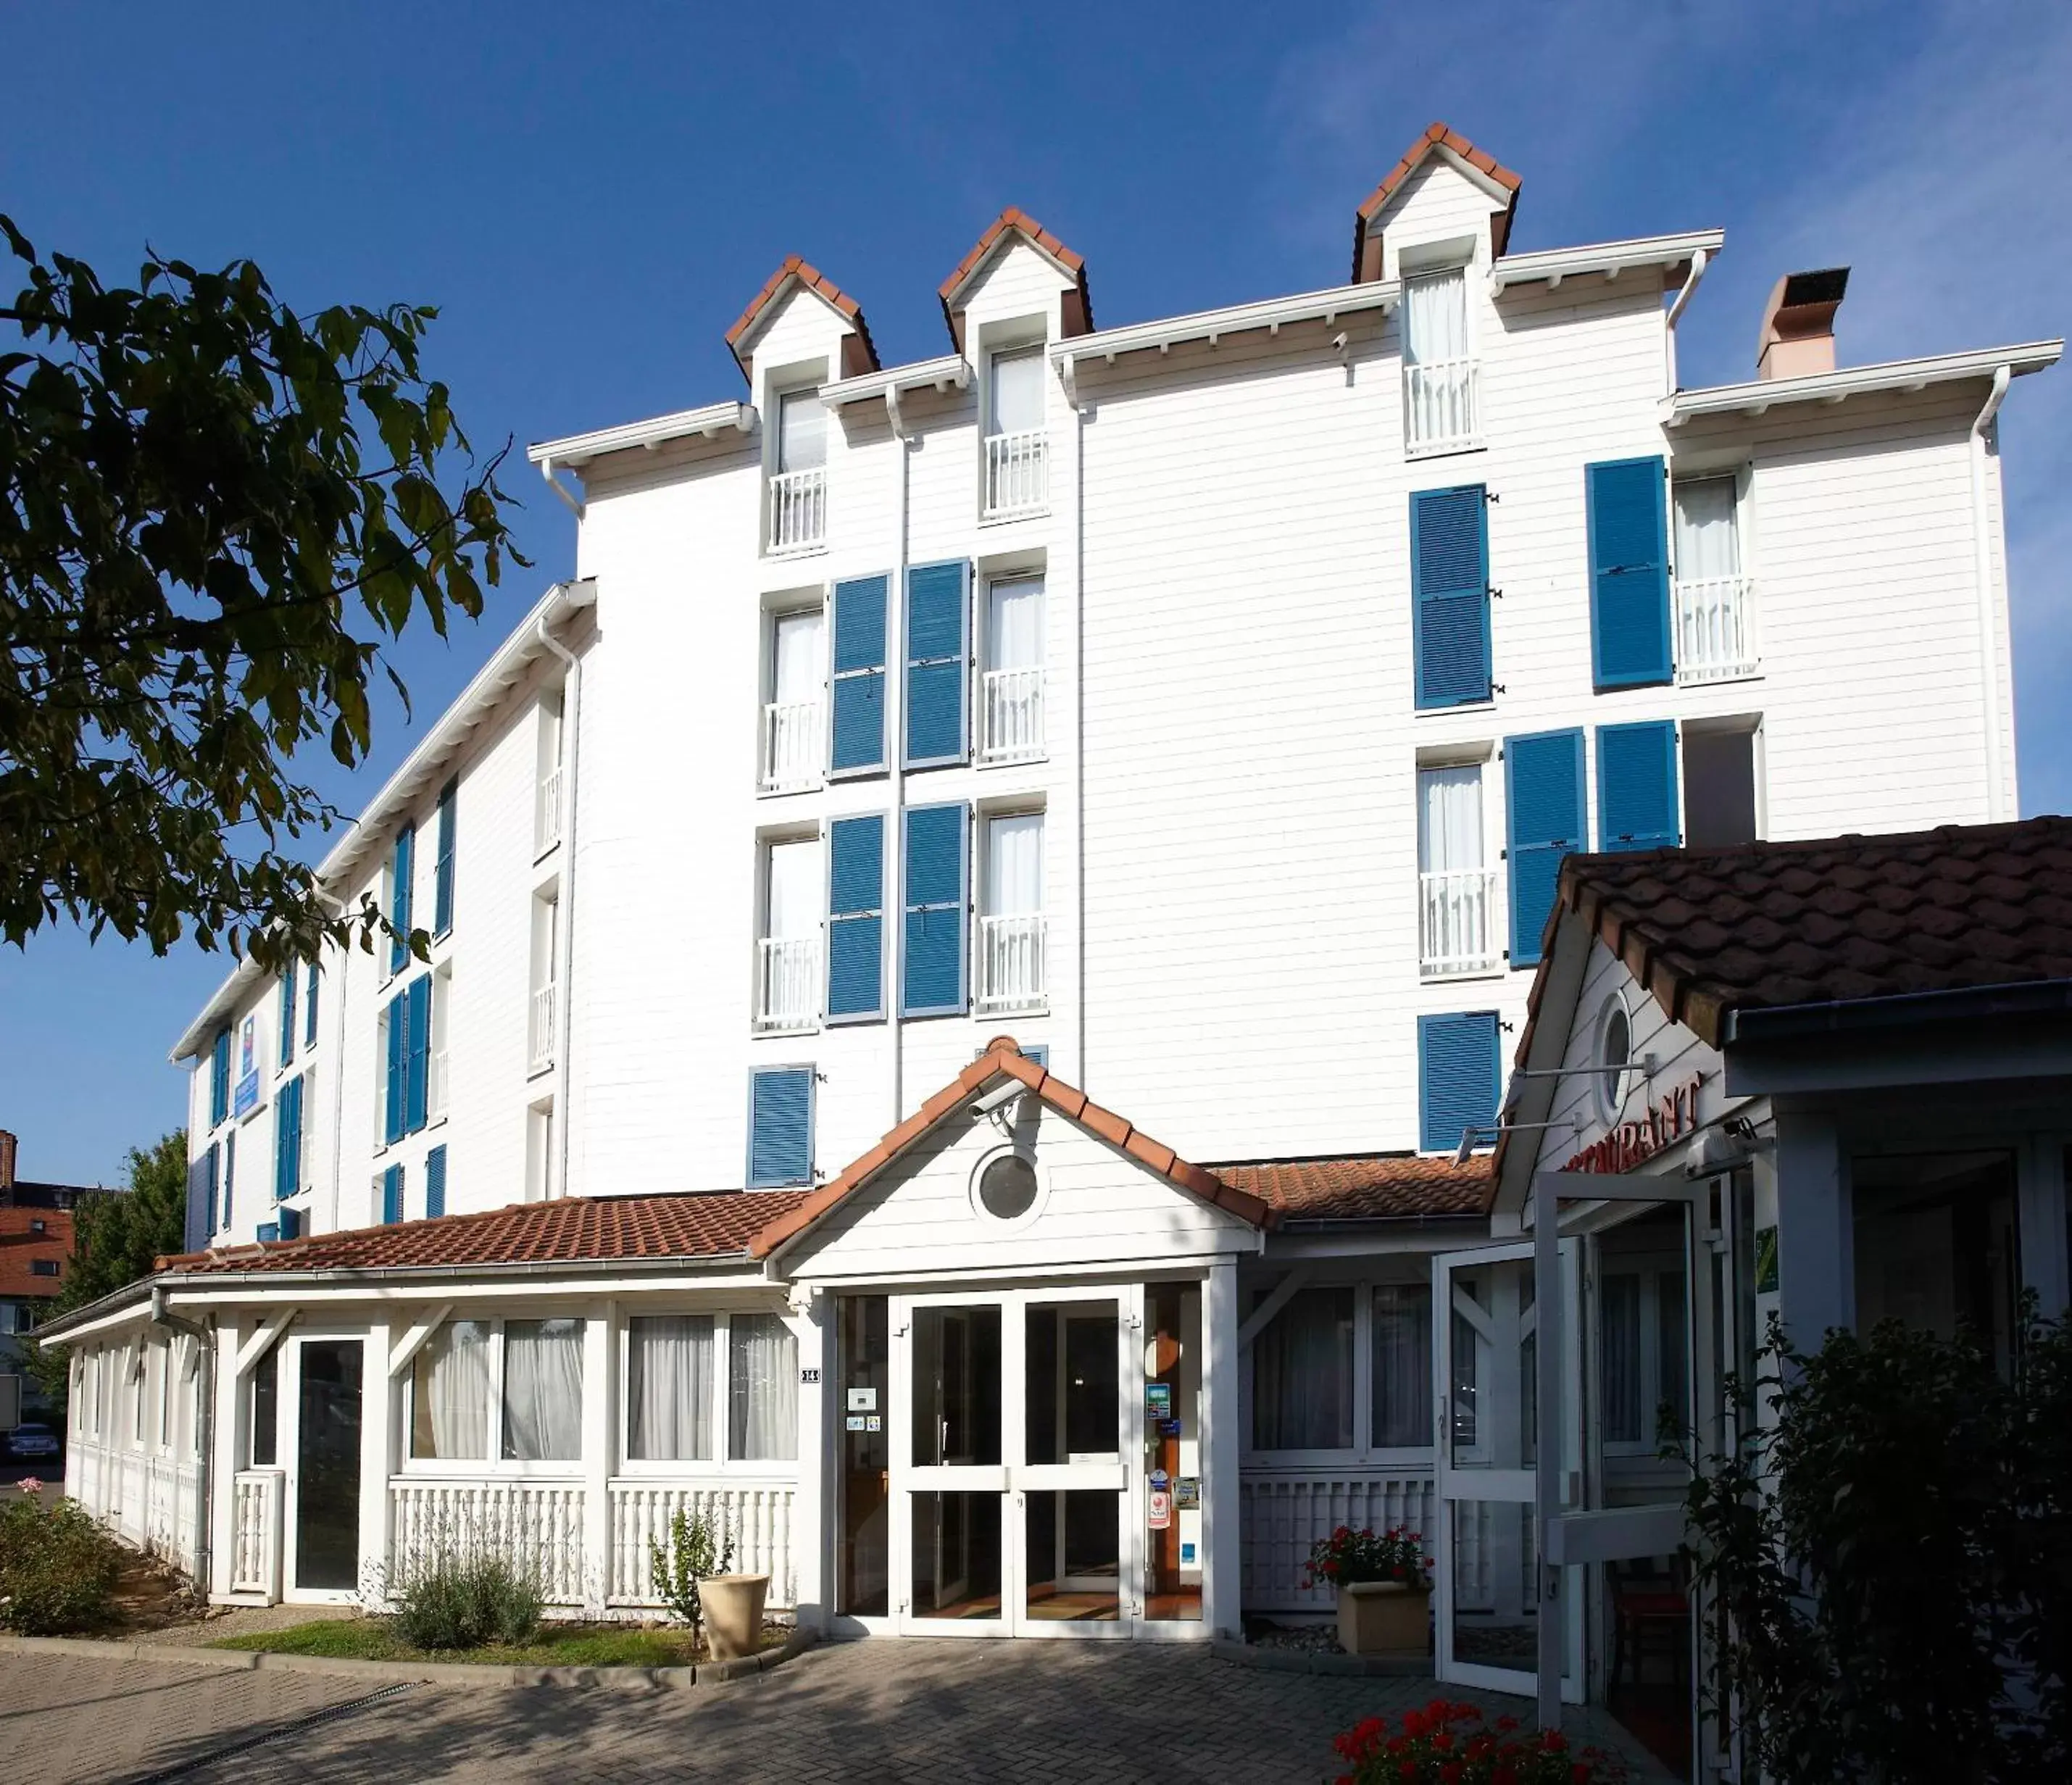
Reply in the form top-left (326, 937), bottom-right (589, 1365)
top-left (154, 1191), bottom-right (808, 1277)
top-left (723, 254), bottom-right (880, 383)
top-left (0, 1204), bottom-right (74, 1299)
top-left (936, 208), bottom-right (1094, 351)
top-left (749, 1036), bottom-right (1267, 1260)
top-left (1213, 1156), bottom-right (1491, 1222)
top-left (1351, 122), bottom-right (1522, 283)
top-left (1555, 816), bottom-right (2072, 1050)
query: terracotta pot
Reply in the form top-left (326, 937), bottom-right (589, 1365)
top-left (1337, 1579), bottom-right (1432, 1656)
top-left (702, 1573), bottom-right (770, 1660)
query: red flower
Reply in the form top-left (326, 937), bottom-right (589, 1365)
top-left (1397, 1763), bottom-right (1416, 1782)
top-left (1571, 1767), bottom-right (1592, 1784)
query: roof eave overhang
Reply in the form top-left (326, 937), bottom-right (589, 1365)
top-left (820, 354), bottom-right (973, 409)
top-left (1490, 228), bottom-right (1724, 292)
top-left (527, 402), bottom-right (757, 470)
top-left (1665, 340), bottom-right (2063, 425)
top-left (1048, 279), bottom-right (1400, 373)
top-left (1723, 976), bottom-right (2072, 1045)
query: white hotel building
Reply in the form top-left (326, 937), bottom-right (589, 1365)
top-left (49, 121), bottom-right (2058, 1754)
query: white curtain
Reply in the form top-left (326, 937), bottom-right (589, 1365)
top-left (987, 575), bottom-right (1045, 671)
top-left (771, 608), bottom-right (824, 705)
top-left (1674, 478), bottom-right (1740, 580)
top-left (1403, 268), bottom-right (1469, 366)
top-left (1418, 765), bottom-right (1484, 874)
top-left (410, 1320), bottom-right (491, 1460)
top-left (990, 347), bottom-right (1044, 435)
top-left (777, 390), bottom-right (825, 473)
top-left (1371, 1283), bottom-right (1434, 1448)
top-left (627, 1315), bottom-right (716, 1461)
top-left (766, 838), bottom-right (823, 941)
top-left (728, 1313), bottom-right (798, 1461)
top-left (502, 1318), bottom-right (586, 1461)
top-left (986, 814), bottom-right (1044, 916)
top-left (1251, 1288), bottom-right (1355, 1450)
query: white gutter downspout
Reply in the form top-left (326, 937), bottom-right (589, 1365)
top-left (538, 456), bottom-right (585, 519)
top-left (150, 1289), bottom-right (215, 1598)
top-left (1060, 352), bottom-right (1089, 1083)
top-left (1971, 365), bottom-right (2013, 823)
top-left (1663, 247), bottom-right (1709, 395)
top-left (885, 387), bottom-right (911, 1129)
top-left (536, 580), bottom-right (599, 1199)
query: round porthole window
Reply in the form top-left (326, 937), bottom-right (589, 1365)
top-left (970, 1148), bottom-right (1044, 1227)
top-left (1595, 996), bottom-right (1633, 1125)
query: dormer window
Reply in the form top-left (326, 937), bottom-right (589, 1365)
top-left (770, 389), bottom-right (828, 554)
top-left (983, 345), bottom-right (1047, 519)
top-left (1402, 266), bottom-right (1480, 457)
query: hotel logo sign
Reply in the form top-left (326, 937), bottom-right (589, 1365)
top-left (1563, 1075), bottom-right (1703, 1175)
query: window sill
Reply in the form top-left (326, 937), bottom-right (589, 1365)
top-left (527, 1060), bottom-right (557, 1083)
top-left (1673, 665), bottom-right (1764, 688)
top-left (1404, 438), bottom-right (1486, 462)
top-left (975, 750), bottom-right (1048, 770)
top-left (763, 541), bottom-right (829, 562)
top-left (751, 1022), bottom-right (822, 1039)
top-left (757, 780), bottom-right (825, 799)
top-left (1415, 699), bottom-right (1497, 717)
top-left (978, 507), bottom-right (1050, 528)
top-left (1419, 965), bottom-right (1507, 985)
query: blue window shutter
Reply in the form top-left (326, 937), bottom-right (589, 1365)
top-left (1418, 1012), bottom-right (1502, 1154)
top-left (276, 1207), bottom-right (300, 1241)
top-left (1586, 457), bottom-right (1672, 689)
top-left (383, 1164), bottom-right (404, 1226)
top-left (831, 574), bottom-right (889, 773)
top-left (827, 815), bottom-right (886, 1020)
top-left (305, 961), bottom-right (320, 1048)
top-left (390, 824), bottom-right (415, 972)
top-left (1411, 486), bottom-right (1492, 709)
top-left (902, 803), bottom-right (968, 1017)
top-left (1022, 1044), bottom-right (1049, 1068)
top-left (278, 973), bottom-right (296, 1068)
top-left (425, 1144), bottom-right (447, 1219)
top-left (904, 560), bottom-right (970, 766)
top-left (184, 1153), bottom-right (209, 1252)
top-left (203, 1145), bottom-right (219, 1239)
top-left (1505, 729), bottom-right (1586, 969)
top-left (257, 1220), bottom-right (280, 1244)
top-left (404, 975), bottom-right (431, 1133)
top-left (383, 996), bottom-right (405, 1146)
top-left (434, 781), bottom-right (457, 936)
top-left (749, 1068), bottom-right (814, 1188)
top-left (221, 1133), bottom-right (235, 1231)
top-left (211, 1029), bottom-right (230, 1128)
top-left (275, 1075), bottom-right (301, 1202)
top-left (1596, 721), bottom-right (1681, 852)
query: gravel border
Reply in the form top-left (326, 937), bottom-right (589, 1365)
top-left (1211, 1637), bottom-right (1433, 1678)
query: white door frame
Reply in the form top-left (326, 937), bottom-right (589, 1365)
top-left (280, 1328), bottom-right (366, 1606)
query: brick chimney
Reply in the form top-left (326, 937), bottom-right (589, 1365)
top-left (0, 1129), bottom-right (16, 1196)
top-left (1757, 267), bottom-right (1850, 379)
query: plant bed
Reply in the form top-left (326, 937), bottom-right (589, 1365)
top-left (208, 1615), bottom-right (792, 1669)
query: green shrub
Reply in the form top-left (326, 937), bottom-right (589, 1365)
top-left (391, 1551), bottom-right (542, 1651)
top-left (647, 1506), bottom-right (734, 1642)
top-left (0, 1494), bottom-right (124, 1634)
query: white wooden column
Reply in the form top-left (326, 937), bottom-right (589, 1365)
top-left (207, 1323), bottom-right (241, 1601)
top-left (1201, 1260), bottom-right (1241, 1640)
top-left (1772, 1107), bottom-right (1852, 1346)
top-left (2017, 1132), bottom-right (2070, 1316)
top-left (358, 1319), bottom-right (393, 1604)
top-left (784, 1287), bottom-right (828, 1628)
top-left (581, 1303), bottom-right (614, 1614)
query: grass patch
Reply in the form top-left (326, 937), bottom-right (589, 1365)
top-left (207, 1618), bottom-right (773, 1668)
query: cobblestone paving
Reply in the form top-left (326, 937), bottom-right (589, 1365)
top-left (0, 1640), bottom-right (1678, 1784)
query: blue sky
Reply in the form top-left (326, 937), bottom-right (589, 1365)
top-left (3, 0), bottom-right (2067, 1183)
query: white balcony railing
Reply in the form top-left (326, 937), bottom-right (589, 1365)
top-left (755, 936), bottom-right (820, 1033)
top-left (1420, 869), bottom-right (1501, 978)
top-left (1404, 358), bottom-right (1481, 457)
top-left (536, 765), bottom-right (563, 856)
top-left (767, 467), bottom-right (826, 553)
top-left (983, 429), bottom-right (1048, 518)
top-left (529, 981), bottom-right (556, 1073)
top-left (975, 913), bottom-right (1047, 1014)
top-left (760, 699), bottom-right (824, 791)
top-left (978, 667), bottom-right (1045, 764)
top-left (1675, 574), bottom-right (1760, 684)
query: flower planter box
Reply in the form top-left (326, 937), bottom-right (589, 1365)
top-left (1337, 1580), bottom-right (1432, 1657)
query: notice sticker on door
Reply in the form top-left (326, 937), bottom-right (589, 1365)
top-left (845, 1415), bottom-right (867, 1432)
top-left (847, 1386), bottom-right (878, 1412)
top-left (1145, 1382), bottom-right (1173, 1420)
top-left (1175, 1476), bottom-right (1199, 1510)
top-left (1148, 1489), bottom-right (1173, 1531)
top-left (865, 1415), bottom-right (881, 1432)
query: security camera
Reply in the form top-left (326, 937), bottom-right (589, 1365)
top-left (970, 1080), bottom-right (1025, 1118)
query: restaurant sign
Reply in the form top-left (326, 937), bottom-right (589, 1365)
top-left (1563, 1075), bottom-right (1704, 1175)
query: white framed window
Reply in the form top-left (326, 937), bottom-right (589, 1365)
top-left (976, 811), bottom-right (1046, 1015)
top-left (1418, 762), bottom-right (1499, 978)
top-left (755, 835), bottom-right (823, 1034)
top-left (524, 1098), bottom-right (554, 1204)
top-left (978, 574), bottom-right (1045, 762)
top-left (535, 691), bottom-right (565, 857)
top-left (1243, 1271), bottom-right (1440, 1462)
top-left (762, 605), bottom-right (827, 792)
top-left (529, 894), bottom-right (557, 1074)
top-left (770, 389), bottom-right (828, 552)
top-left (983, 346), bottom-right (1047, 517)
top-left (406, 1315), bottom-right (583, 1468)
top-left (617, 1309), bottom-right (798, 1470)
top-left (1402, 265), bottom-right (1479, 456)
top-left (429, 964), bottom-right (452, 1122)
top-left (1673, 476), bottom-right (1758, 683)
top-left (1593, 991), bottom-right (1634, 1126)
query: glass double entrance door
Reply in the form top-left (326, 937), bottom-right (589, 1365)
top-left (892, 1287), bottom-right (1133, 1636)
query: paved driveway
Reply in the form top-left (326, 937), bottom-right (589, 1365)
top-left (0, 1639), bottom-right (1674, 1784)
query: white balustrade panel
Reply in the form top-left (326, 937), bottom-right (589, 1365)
top-left (1676, 575), bottom-right (1759, 683)
top-left (63, 1437), bottom-right (203, 1578)
top-left (230, 1468), bottom-right (285, 1599)
top-left (761, 699), bottom-right (824, 791)
top-left (390, 1478), bottom-right (587, 1605)
top-left (767, 468), bottom-right (827, 552)
top-left (754, 937), bottom-right (820, 1033)
top-left (979, 667), bottom-right (1044, 763)
top-left (1419, 869), bottom-right (1500, 978)
top-left (1405, 359), bottom-right (1480, 456)
top-left (536, 765), bottom-right (564, 854)
top-left (607, 1479), bottom-right (797, 1608)
top-left (975, 913), bottom-right (1047, 1014)
top-left (529, 981), bottom-right (556, 1072)
top-left (1238, 1470), bottom-right (1438, 1613)
top-left (983, 429), bottom-right (1048, 517)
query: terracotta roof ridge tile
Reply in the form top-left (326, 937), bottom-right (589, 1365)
top-left (1351, 121), bottom-right (1523, 281)
top-left (723, 254), bottom-right (878, 382)
top-left (936, 208), bottom-right (1094, 350)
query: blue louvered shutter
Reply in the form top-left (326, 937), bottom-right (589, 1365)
top-left (404, 975), bottom-right (431, 1134)
top-left (210, 1029), bottom-right (230, 1128)
top-left (1419, 1012), bottom-right (1502, 1154)
top-left (425, 1144), bottom-right (448, 1219)
top-left (827, 815), bottom-right (885, 1020)
top-left (1586, 457), bottom-right (1672, 689)
top-left (305, 961), bottom-right (320, 1047)
top-left (383, 994), bottom-right (405, 1146)
top-left (276, 1207), bottom-right (301, 1241)
top-left (831, 574), bottom-right (889, 773)
top-left (389, 824), bottom-right (415, 972)
top-left (275, 1075), bottom-right (301, 1201)
top-left (902, 803), bottom-right (968, 1017)
top-left (1505, 729), bottom-right (1586, 969)
top-left (221, 1133), bottom-right (236, 1231)
top-left (1596, 721), bottom-right (1681, 853)
top-left (434, 781), bottom-right (457, 936)
top-left (257, 1220), bottom-right (280, 1243)
top-left (203, 1145), bottom-right (220, 1239)
top-left (383, 1163), bottom-right (404, 1225)
top-left (184, 1152), bottom-right (210, 1252)
top-left (904, 560), bottom-right (970, 766)
top-left (278, 973), bottom-right (296, 1067)
top-left (1412, 486), bottom-right (1492, 709)
top-left (749, 1068), bottom-right (814, 1188)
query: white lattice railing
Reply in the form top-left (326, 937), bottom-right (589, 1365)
top-left (1676, 574), bottom-right (1759, 683)
top-left (979, 667), bottom-right (1044, 763)
top-left (1239, 1470), bottom-right (1438, 1613)
top-left (767, 467), bottom-right (827, 552)
top-left (1405, 359), bottom-right (1481, 457)
top-left (607, 1479), bottom-right (797, 1607)
top-left (1420, 869), bottom-right (1501, 978)
top-left (65, 1436), bottom-right (203, 1581)
top-left (761, 699), bottom-right (824, 791)
top-left (975, 913), bottom-right (1047, 1014)
top-left (983, 429), bottom-right (1048, 517)
top-left (230, 1468), bottom-right (284, 1599)
top-left (536, 765), bottom-right (564, 855)
top-left (754, 936), bottom-right (820, 1033)
top-left (391, 1478), bottom-right (587, 1605)
top-left (529, 981), bottom-right (557, 1073)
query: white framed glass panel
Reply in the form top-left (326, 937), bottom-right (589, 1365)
top-left (409, 1319), bottom-right (491, 1460)
top-left (984, 814), bottom-right (1044, 918)
top-left (728, 1312), bottom-right (798, 1461)
top-left (771, 607), bottom-right (825, 704)
top-left (1673, 478), bottom-right (1740, 581)
top-left (502, 1318), bottom-right (584, 1461)
top-left (777, 390), bottom-right (825, 473)
top-left (626, 1315), bottom-right (716, 1462)
top-left (1371, 1283), bottom-right (1434, 1448)
top-left (989, 346), bottom-right (1044, 436)
top-left (986, 575), bottom-right (1045, 672)
top-left (766, 837), bottom-right (823, 941)
top-left (1418, 765), bottom-right (1484, 874)
top-left (1250, 1287), bottom-right (1355, 1450)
